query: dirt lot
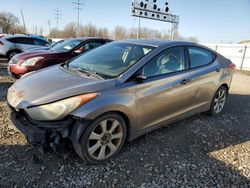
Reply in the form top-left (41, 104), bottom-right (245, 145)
top-left (0, 59), bottom-right (250, 187)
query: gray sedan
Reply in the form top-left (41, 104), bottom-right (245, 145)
top-left (7, 39), bottom-right (235, 163)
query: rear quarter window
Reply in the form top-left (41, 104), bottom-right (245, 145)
top-left (188, 47), bottom-right (215, 68)
top-left (33, 39), bottom-right (49, 46)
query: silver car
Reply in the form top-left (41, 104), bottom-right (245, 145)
top-left (7, 39), bottom-right (235, 163)
top-left (0, 35), bottom-right (50, 60)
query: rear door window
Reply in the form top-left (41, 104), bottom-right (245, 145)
top-left (9, 37), bottom-right (34, 45)
top-left (83, 42), bottom-right (104, 52)
top-left (188, 47), bottom-right (215, 68)
top-left (143, 46), bottom-right (186, 77)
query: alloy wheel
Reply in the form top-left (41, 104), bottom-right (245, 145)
top-left (9, 52), bottom-right (17, 59)
top-left (213, 89), bottom-right (227, 113)
top-left (87, 118), bottom-right (124, 160)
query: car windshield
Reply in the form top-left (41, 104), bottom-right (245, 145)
top-left (67, 42), bottom-right (155, 77)
top-left (49, 40), bottom-right (64, 48)
top-left (50, 39), bottom-right (82, 52)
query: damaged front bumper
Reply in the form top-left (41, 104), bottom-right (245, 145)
top-left (8, 104), bottom-right (90, 157)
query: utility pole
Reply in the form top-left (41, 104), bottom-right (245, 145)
top-left (20, 9), bottom-right (26, 33)
top-left (73, 0), bottom-right (84, 37)
top-left (54, 8), bottom-right (61, 31)
top-left (137, 17), bottom-right (141, 39)
top-left (47, 20), bottom-right (51, 37)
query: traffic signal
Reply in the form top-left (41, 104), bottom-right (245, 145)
top-left (153, 3), bottom-right (157, 10)
top-left (140, 1), bottom-right (144, 8)
top-left (164, 2), bottom-right (169, 13)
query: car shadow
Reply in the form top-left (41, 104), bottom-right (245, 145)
top-left (0, 93), bottom-right (250, 186)
top-left (0, 82), bottom-right (13, 101)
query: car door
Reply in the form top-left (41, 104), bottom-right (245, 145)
top-left (135, 46), bottom-right (192, 131)
top-left (187, 46), bottom-right (221, 111)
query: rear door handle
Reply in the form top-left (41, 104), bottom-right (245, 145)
top-left (180, 79), bottom-right (190, 85)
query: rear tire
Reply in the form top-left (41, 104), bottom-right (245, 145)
top-left (208, 86), bottom-right (228, 116)
top-left (75, 113), bottom-right (127, 163)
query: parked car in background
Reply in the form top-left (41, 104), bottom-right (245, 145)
top-left (0, 35), bottom-right (51, 60)
top-left (7, 39), bottom-right (235, 163)
top-left (8, 37), bottom-right (111, 78)
top-left (25, 40), bottom-right (65, 52)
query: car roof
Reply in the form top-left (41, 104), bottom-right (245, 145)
top-left (3, 34), bottom-right (45, 40)
top-left (117, 39), bottom-right (196, 47)
top-left (3, 34), bottom-right (31, 39)
top-left (64, 37), bottom-right (111, 41)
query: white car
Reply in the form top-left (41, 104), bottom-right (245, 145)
top-left (0, 35), bottom-right (50, 60)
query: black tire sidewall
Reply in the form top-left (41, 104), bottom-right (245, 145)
top-left (7, 51), bottom-right (19, 60)
top-left (79, 113), bottom-right (127, 163)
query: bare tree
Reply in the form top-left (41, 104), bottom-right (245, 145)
top-left (113, 26), bottom-right (127, 40)
top-left (128, 28), bottom-right (137, 39)
top-left (98, 27), bottom-right (109, 38)
top-left (0, 11), bottom-right (19, 33)
top-left (9, 25), bottom-right (26, 34)
top-left (80, 23), bottom-right (97, 37)
top-left (50, 28), bottom-right (62, 38)
top-left (46, 21), bottom-right (199, 42)
top-left (62, 23), bottom-right (77, 38)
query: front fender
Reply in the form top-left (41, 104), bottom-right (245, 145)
top-left (71, 91), bottom-right (135, 120)
top-left (70, 89), bottom-right (137, 139)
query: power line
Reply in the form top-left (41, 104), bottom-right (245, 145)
top-left (53, 8), bottom-right (62, 31)
top-left (73, 0), bottom-right (84, 37)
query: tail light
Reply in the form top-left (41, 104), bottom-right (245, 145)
top-left (228, 63), bottom-right (236, 69)
top-left (0, 41), bottom-right (4, 46)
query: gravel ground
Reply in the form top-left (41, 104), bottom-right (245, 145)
top-left (0, 59), bottom-right (250, 187)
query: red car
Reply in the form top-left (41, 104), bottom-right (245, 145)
top-left (8, 37), bottom-right (111, 78)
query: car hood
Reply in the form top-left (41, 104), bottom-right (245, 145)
top-left (25, 47), bottom-right (50, 52)
top-left (14, 50), bottom-right (62, 60)
top-left (7, 65), bottom-right (116, 109)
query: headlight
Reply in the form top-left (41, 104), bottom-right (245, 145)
top-left (9, 58), bottom-right (18, 64)
top-left (25, 93), bottom-right (98, 121)
top-left (21, 56), bottom-right (44, 66)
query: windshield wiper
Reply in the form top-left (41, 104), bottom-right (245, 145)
top-left (74, 68), bottom-right (104, 79)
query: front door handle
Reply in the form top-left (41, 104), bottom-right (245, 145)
top-left (180, 79), bottom-right (190, 85)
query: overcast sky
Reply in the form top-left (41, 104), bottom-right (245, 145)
top-left (1, 0), bottom-right (250, 43)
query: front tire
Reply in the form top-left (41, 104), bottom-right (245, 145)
top-left (208, 86), bottom-right (228, 116)
top-left (76, 113), bottom-right (127, 163)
